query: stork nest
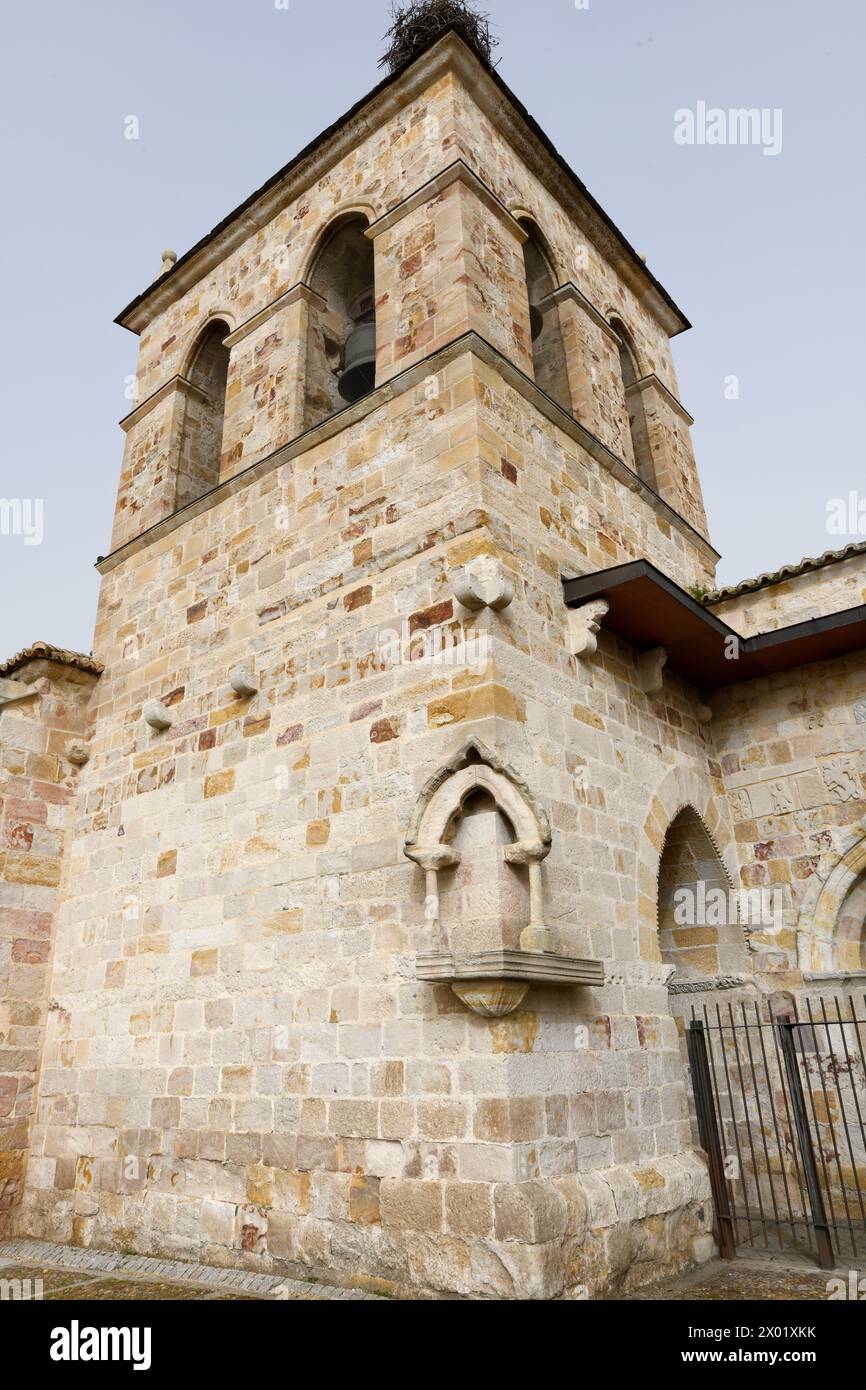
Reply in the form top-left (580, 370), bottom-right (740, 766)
top-left (379, 0), bottom-right (498, 71)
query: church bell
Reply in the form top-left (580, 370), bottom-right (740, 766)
top-left (338, 288), bottom-right (377, 403)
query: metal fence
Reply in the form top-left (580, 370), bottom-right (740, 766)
top-left (687, 995), bottom-right (866, 1268)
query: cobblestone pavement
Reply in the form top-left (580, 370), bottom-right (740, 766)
top-left (619, 1258), bottom-right (841, 1301)
top-left (0, 1240), bottom-right (387, 1301)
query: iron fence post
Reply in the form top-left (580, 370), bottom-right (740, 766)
top-left (687, 1019), bottom-right (735, 1261)
top-left (778, 1020), bottom-right (836, 1271)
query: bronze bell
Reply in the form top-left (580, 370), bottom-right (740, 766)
top-left (529, 302), bottom-right (545, 342)
top-left (338, 320), bottom-right (377, 403)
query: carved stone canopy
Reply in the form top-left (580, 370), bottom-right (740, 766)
top-left (405, 740), bottom-right (603, 1013)
top-left (404, 737), bottom-right (552, 873)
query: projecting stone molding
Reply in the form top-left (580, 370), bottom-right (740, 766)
top-left (416, 950), bottom-right (606, 1016)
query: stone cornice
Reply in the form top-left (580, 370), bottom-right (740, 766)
top-left (115, 32), bottom-right (689, 341)
top-left (627, 373), bottom-right (694, 426)
top-left (119, 375), bottom-right (208, 434)
top-left (542, 282), bottom-right (621, 342)
top-left (224, 282), bottom-right (326, 349)
top-left (365, 159), bottom-right (528, 243)
top-left (96, 330), bottom-right (719, 576)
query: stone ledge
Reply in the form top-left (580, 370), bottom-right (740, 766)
top-left (416, 950), bottom-right (604, 986)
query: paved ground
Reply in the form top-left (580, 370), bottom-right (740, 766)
top-left (621, 1255), bottom-right (843, 1301)
top-left (0, 1239), bottom-right (849, 1302)
top-left (0, 1239), bottom-right (386, 1301)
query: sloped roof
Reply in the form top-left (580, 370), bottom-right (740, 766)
top-left (705, 541), bottom-right (866, 606)
top-left (0, 641), bottom-right (104, 678)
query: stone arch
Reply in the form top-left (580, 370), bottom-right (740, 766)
top-left (179, 310), bottom-right (238, 373)
top-left (303, 211), bottom-right (377, 428)
top-left (516, 216), bottom-right (571, 412)
top-left (637, 767), bottom-right (739, 965)
top-left (404, 738), bottom-right (553, 954)
top-left (609, 315), bottom-right (656, 489)
top-left (657, 808), bottom-right (752, 978)
top-left (299, 204), bottom-right (380, 284)
top-left (174, 318), bottom-right (231, 510)
top-left (797, 828), bottom-right (866, 971)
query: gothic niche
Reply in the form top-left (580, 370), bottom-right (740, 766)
top-left (519, 220), bottom-right (571, 413)
top-left (305, 215), bottom-right (377, 430)
top-left (657, 807), bottom-right (750, 981)
top-left (405, 740), bottom-right (603, 1016)
top-left (176, 320), bottom-right (231, 509)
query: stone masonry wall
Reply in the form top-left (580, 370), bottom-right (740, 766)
top-left (17, 342), bottom-right (715, 1296)
top-left (14, 35), bottom-right (734, 1297)
top-left (710, 649), bottom-right (866, 974)
top-left (0, 659), bottom-right (99, 1239)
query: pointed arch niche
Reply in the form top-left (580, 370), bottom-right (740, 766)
top-left (405, 740), bottom-right (603, 1016)
top-left (657, 807), bottom-right (750, 979)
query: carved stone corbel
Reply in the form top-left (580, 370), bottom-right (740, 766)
top-left (454, 557), bottom-right (514, 612)
top-left (567, 599), bottom-right (609, 657)
top-left (230, 666), bottom-right (259, 698)
top-left (67, 741), bottom-right (91, 767)
top-left (637, 646), bottom-right (667, 694)
top-left (143, 700), bottom-right (173, 732)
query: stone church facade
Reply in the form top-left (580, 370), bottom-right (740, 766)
top-left (1, 28), bottom-right (864, 1298)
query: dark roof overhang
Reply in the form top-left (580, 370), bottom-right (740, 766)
top-left (562, 560), bottom-right (866, 691)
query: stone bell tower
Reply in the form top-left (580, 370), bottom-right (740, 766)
top-left (8, 7), bottom-right (723, 1298)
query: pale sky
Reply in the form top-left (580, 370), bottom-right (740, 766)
top-left (1, 0), bottom-right (864, 658)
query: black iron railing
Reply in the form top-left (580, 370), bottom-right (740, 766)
top-left (688, 995), bottom-right (866, 1269)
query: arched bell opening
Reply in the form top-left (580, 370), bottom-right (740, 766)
top-left (175, 320), bottom-right (231, 509)
top-left (519, 221), bottom-right (571, 412)
top-left (305, 215), bottom-right (376, 430)
top-left (609, 316), bottom-right (657, 489)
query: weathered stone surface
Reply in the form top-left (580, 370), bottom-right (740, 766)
top-left (3, 25), bottom-right (864, 1302)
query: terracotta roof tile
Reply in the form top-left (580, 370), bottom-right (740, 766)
top-left (0, 641), bottom-right (104, 678)
top-left (705, 541), bottom-right (866, 605)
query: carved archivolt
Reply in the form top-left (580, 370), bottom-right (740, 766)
top-left (797, 826), bottom-right (866, 971)
top-left (404, 738), bottom-right (553, 953)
